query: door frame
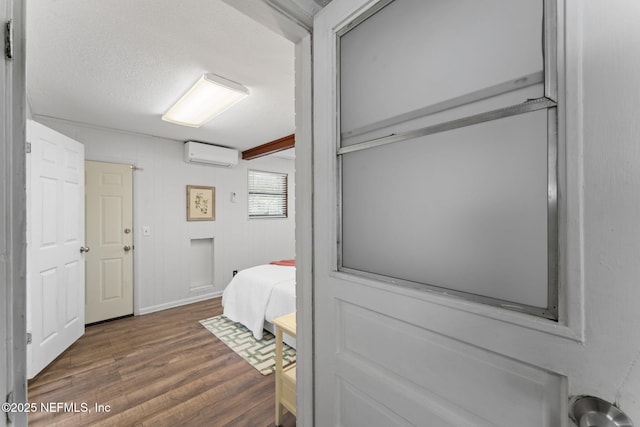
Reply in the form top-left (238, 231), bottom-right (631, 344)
top-left (221, 2), bottom-right (315, 424)
top-left (2, 0), bottom-right (27, 425)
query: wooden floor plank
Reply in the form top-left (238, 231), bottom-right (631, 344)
top-left (28, 298), bottom-right (296, 427)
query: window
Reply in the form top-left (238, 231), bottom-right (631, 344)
top-left (337, 0), bottom-right (558, 320)
top-left (248, 170), bottom-right (288, 218)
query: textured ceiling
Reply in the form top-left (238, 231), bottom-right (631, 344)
top-left (26, 0), bottom-right (295, 153)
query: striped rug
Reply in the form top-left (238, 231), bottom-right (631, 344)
top-left (199, 315), bottom-right (296, 375)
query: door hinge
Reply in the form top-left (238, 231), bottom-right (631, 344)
top-left (5, 391), bottom-right (14, 423)
top-left (26, 142), bottom-right (31, 154)
top-left (26, 332), bottom-right (32, 344)
top-left (5, 20), bottom-right (13, 60)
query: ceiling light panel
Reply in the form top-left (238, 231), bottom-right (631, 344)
top-left (162, 73), bottom-right (249, 128)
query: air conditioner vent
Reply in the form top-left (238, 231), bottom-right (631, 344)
top-left (184, 141), bottom-right (238, 167)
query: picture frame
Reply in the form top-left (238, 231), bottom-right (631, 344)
top-left (187, 185), bottom-right (215, 221)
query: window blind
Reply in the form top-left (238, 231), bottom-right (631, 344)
top-left (248, 170), bottom-right (288, 218)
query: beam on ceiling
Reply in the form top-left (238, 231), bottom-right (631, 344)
top-left (242, 133), bottom-right (295, 160)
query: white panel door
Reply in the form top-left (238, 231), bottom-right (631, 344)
top-left (85, 161), bottom-right (133, 324)
top-left (312, 1), bottom-right (640, 426)
top-left (27, 120), bottom-right (85, 379)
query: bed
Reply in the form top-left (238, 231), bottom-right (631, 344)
top-left (221, 261), bottom-right (296, 347)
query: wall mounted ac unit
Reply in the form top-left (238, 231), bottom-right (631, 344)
top-left (184, 141), bottom-right (239, 167)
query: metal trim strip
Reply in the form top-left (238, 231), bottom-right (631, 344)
top-left (341, 71), bottom-right (545, 142)
top-left (337, 97), bottom-right (557, 155)
top-left (547, 107), bottom-right (559, 319)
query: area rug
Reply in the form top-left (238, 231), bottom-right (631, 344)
top-left (199, 315), bottom-right (296, 375)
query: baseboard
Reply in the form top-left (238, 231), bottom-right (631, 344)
top-left (137, 291), bottom-right (223, 316)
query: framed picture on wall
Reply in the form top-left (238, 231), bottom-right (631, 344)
top-left (187, 185), bottom-right (215, 221)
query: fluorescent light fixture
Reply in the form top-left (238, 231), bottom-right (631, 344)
top-left (162, 73), bottom-right (249, 127)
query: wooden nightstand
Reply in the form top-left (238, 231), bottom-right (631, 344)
top-left (273, 312), bottom-right (296, 426)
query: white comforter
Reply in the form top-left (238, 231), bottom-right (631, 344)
top-left (222, 264), bottom-right (296, 339)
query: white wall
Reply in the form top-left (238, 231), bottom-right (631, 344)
top-left (36, 117), bottom-right (295, 315)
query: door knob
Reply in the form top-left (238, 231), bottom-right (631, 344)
top-left (124, 245), bottom-right (132, 252)
top-left (80, 246), bottom-right (90, 253)
top-left (570, 396), bottom-right (633, 427)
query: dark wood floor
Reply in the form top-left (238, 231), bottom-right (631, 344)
top-left (28, 298), bottom-right (296, 427)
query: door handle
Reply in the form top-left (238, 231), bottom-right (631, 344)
top-left (80, 246), bottom-right (90, 253)
top-left (570, 396), bottom-right (633, 427)
top-left (124, 245), bottom-right (132, 252)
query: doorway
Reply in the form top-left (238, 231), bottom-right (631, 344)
top-left (7, 1), bottom-right (314, 426)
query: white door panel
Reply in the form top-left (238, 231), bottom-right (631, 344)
top-left (27, 119), bottom-right (85, 379)
top-left (313, 0), bottom-right (640, 425)
top-left (331, 278), bottom-right (564, 426)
